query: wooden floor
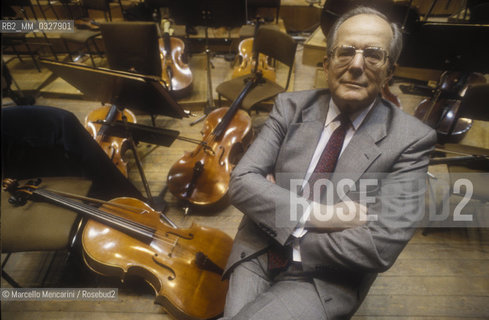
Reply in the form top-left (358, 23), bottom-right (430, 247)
top-left (2, 38), bottom-right (489, 319)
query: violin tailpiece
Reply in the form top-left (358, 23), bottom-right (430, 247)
top-left (195, 252), bottom-right (224, 275)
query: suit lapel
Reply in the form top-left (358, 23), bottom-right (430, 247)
top-left (295, 92), bottom-right (329, 181)
top-left (275, 91), bottom-right (330, 188)
top-left (333, 98), bottom-right (389, 192)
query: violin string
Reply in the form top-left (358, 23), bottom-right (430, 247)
top-left (35, 189), bottom-right (181, 248)
top-left (176, 136), bottom-right (206, 145)
top-left (37, 189), bottom-right (155, 239)
top-left (31, 188), bottom-right (207, 261)
top-left (30, 188), bottom-right (227, 268)
top-left (49, 189), bottom-right (150, 214)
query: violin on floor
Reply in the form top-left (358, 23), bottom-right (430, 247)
top-left (84, 105), bottom-right (136, 178)
top-left (3, 178), bottom-right (232, 320)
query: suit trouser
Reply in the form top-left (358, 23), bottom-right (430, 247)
top-left (222, 253), bottom-right (327, 320)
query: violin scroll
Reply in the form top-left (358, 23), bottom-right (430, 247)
top-left (2, 178), bottom-right (41, 206)
top-left (2, 178), bottom-right (19, 193)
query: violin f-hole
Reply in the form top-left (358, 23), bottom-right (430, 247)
top-left (152, 254), bottom-right (176, 280)
top-left (218, 146), bottom-right (225, 166)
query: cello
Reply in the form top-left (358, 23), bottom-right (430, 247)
top-left (84, 105), bottom-right (136, 178)
top-left (159, 18), bottom-right (193, 98)
top-left (167, 73), bottom-right (261, 207)
top-left (414, 71), bottom-right (486, 143)
top-left (3, 178), bottom-right (232, 320)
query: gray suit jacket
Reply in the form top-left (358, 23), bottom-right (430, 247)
top-left (225, 89), bottom-right (437, 319)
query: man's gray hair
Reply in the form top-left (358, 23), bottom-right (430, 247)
top-left (326, 6), bottom-right (403, 65)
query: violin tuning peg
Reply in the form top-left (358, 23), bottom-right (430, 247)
top-left (25, 178), bottom-right (42, 188)
top-left (8, 194), bottom-right (26, 206)
top-left (2, 178), bottom-right (18, 193)
top-left (8, 196), bottom-right (17, 205)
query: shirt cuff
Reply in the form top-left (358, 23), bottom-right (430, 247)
top-left (291, 203), bottom-right (312, 262)
top-left (292, 202), bottom-right (312, 238)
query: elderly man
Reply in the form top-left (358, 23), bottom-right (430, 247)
top-left (222, 6), bottom-right (437, 320)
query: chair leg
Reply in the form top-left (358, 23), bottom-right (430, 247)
top-left (62, 3), bottom-right (74, 20)
top-left (24, 41), bottom-right (41, 72)
top-left (2, 270), bottom-right (22, 288)
top-left (36, 0), bottom-right (48, 20)
top-left (63, 38), bottom-right (74, 62)
top-left (117, 0), bottom-right (125, 19)
top-left (2, 253), bottom-right (21, 288)
top-left (40, 252), bottom-right (59, 286)
top-left (11, 44), bottom-right (24, 63)
top-left (41, 31), bottom-right (59, 61)
top-left (92, 38), bottom-right (103, 59)
top-left (48, 0), bottom-right (60, 20)
top-left (27, 3), bottom-right (40, 21)
top-left (86, 43), bottom-right (96, 67)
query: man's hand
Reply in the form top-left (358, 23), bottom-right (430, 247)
top-left (266, 173), bottom-right (276, 184)
top-left (305, 201), bottom-right (367, 232)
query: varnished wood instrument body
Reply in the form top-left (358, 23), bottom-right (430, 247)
top-left (167, 74), bottom-right (260, 206)
top-left (167, 107), bottom-right (253, 206)
top-left (159, 20), bottom-right (193, 98)
top-left (3, 179), bottom-right (232, 320)
top-left (82, 197), bottom-right (232, 320)
top-left (232, 38), bottom-right (276, 82)
top-left (84, 105), bottom-right (136, 178)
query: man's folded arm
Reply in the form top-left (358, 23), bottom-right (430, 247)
top-left (299, 129), bottom-right (437, 273)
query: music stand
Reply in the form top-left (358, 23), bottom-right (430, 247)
top-left (95, 120), bottom-right (179, 146)
top-left (39, 58), bottom-right (187, 119)
top-left (40, 58), bottom-right (187, 212)
top-left (154, 0), bottom-right (246, 28)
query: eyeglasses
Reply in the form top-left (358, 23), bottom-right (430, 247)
top-left (329, 45), bottom-right (389, 68)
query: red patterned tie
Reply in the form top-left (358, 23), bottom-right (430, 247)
top-left (307, 114), bottom-right (350, 199)
top-left (314, 113), bottom-right (350, 173)
top-left (267, 244), bottom-right (291, 274)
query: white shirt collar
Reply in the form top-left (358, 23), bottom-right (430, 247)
top-left (326, 98), bottom-right (376, 131)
